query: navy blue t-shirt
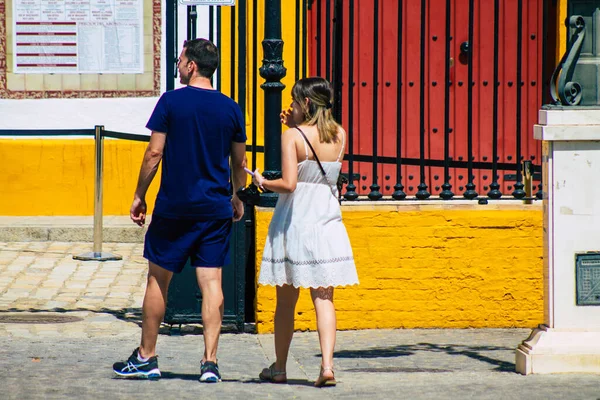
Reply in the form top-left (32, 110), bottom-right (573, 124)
top-left (146, 86), bottom-right (246, 219)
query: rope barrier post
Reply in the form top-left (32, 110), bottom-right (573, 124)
top-left (74, 125), bottom-right (122, 262)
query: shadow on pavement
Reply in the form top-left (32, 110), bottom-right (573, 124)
top-left (1, 307), bottom-right (143, 324)
top-left (242, 378), bottom-right (315, 387)
top-left (110, 374), bottom-right (315, 386)
top-left (0, 307), bottom-right (243, 335)
top-left (333, 348), bottom-right (414, 358)
top-left (331, 342), bottom-right (515, 372)
top-left (159, 372), bottom-right (200, 381)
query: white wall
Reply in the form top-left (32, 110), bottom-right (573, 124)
top-left (0, 98), bottom-right (159, 136)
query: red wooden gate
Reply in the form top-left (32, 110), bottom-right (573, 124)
top-left (307, 0), bottom-right (553, 199)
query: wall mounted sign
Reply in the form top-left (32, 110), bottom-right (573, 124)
top-left (13, 0), bottom-right (144, 74)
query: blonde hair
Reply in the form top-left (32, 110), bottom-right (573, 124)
top-left (291, 77), bottom-right (341, 143)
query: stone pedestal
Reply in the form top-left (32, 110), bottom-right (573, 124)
top-left (516, 107), bottom-right (600, 374)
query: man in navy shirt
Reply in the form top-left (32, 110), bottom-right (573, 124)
top-left (113, 38), bottom-right (247, 383)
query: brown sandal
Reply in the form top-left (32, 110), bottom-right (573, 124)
top-left (314, 366), bottom-right (337, 387)
top-left (259, 362), bottom-right (287, 383)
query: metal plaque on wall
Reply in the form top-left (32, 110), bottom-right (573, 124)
top-left (576, 253), bottom-right (600, 305)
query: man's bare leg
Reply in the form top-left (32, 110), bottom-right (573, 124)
top-left (139, 261), bottom-right (173, 358)
top-left (196, 267), bottom-right (224, 362)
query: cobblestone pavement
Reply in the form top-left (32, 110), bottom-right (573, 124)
top-left (0, 242), bottom-right (146, 312)
top-left (2, 241), bottom-right (600, 399)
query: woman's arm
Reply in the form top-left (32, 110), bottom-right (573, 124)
top-left (253, 128), bottom-right (298, 193)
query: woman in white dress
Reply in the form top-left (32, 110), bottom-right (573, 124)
top-left (252, 77), bottom-right (359, 387)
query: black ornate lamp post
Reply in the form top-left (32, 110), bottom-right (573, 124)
top-left (259, 0), bottom-right (287, 207)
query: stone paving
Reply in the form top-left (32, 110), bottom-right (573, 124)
top-left (0, 241), bottom-right (146, 312)
top-left (2, 240), bottom-right (600, 399)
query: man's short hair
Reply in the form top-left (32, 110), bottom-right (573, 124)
top-left (184, 39), bottom-right (219, 78)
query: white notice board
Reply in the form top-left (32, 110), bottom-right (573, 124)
top-left (13, 0), bottom-right (144, 74)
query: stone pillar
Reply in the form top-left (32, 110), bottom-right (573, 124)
top-left (516, 106), bottom-right (600, 374)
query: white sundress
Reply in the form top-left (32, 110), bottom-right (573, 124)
top-left (258, 129), bottom-right (359, 288)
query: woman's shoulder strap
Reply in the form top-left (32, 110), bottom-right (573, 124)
top-left (294, 127), bottom-right (310, 161)
top-left (336, 128), bottom-right (346, 162)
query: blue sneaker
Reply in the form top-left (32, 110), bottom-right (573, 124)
top-left (113, 348), bottom-right (161, 380)
top-left (200, 361), bottom-right (221, 383)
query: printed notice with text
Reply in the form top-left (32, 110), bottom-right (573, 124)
top-left (13, 0), bottom-right (144, 74)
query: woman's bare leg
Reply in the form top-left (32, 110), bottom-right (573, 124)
top-left (310, 286), bottom-right (336, 379)
top-left (274, 284), bottom-right (300, 372)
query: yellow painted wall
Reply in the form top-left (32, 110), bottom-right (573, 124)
top-left (0, 138), bottom-right (160, 215)
top-left (254, 204), bottom-right (544, 333)
top-left (559, 0), bottom-right (567, 57)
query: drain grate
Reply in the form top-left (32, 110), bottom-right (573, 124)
top-left (0, 313), bottom-right (83, 324)
top-left (345, 367), bottom-right (451, 373)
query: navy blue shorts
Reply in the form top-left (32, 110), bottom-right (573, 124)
top-left (143, 215), bottom-right (232, 273)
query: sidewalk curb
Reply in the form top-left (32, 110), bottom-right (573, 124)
top-left (0, 226), bottom-right (146, 243)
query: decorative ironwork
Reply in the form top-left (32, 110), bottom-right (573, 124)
top-left (368, 0), bottom-right (383, 201)
top-left (331, 0), bottom-right (343, 123)
top-left (512, 184), bottom-right (526, 199)
top-left (550, 16), bottom-right (586, 106)
top-left (536, 183), bottom-right (543, 200)
top-left (416, 182), bottom-right (430, 200)
top-left (487, 0), bottom-right (502, 200)
top-left (511, 0), bottom-right (526, 200)
top-left (260, 40), bottom-right (286, 88)
top-left (343, 0), bottom-right (358, 201)
top-left (260, 0), bottom-right (287, 207)
top-left (440, 0), bottom-right (454, 201)
top-left (392, 0), bottom-right (407, 201)
top-left (392, 183), bottom-right (406, 200)
top-left (345, 182), bottom-right (359, 200)
top-left (463, 0), bottom-right (478, 200)
top-left (368, 183), bottom-right (382, 200)
top-left (416, 0), bottom-right (431, 200)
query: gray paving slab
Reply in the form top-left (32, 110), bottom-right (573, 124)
top-left (1, 239), bottom-right (600, 399)
top-left (1, 319), bottom-right (600, 400)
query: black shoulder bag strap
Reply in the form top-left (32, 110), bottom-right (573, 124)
top-left (294, 127), bottom-right (340, 203)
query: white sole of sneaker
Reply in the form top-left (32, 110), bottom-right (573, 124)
top-left (114, 368), bottom-right (161, 380)
top-left (199, 372), bottom-right (221, 383)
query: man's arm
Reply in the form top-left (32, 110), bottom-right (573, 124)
top-left (130, 132), bottom-right (166, 226)
top-left (230, 141), bottom-right (247, 222)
